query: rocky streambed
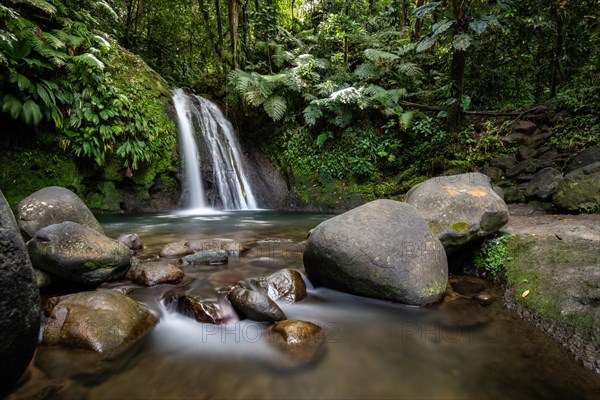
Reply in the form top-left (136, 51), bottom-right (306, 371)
top-left (2, 181), bottom-right (600, 399)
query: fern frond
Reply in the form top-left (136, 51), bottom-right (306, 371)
top-left (73, 53), bottom-right (105, 69)
top-left (263, 96), bottom-right (287, 121)
top-left (14, 0), bottom-right (56, 14)
top-left (303, 104), bottom-right (322, 126)
top-left (334, 111), bottom-right (352, 128)
top-left (95, 0), bottom-right (118, 20)
top-left (364, 48), bottom-right (399, 63)
top-left (42, 31), bottom-right (65, 50)
top-left (397, 62), bottom-right (423, 77)
top-left (354, 62), bottom-right (380, 80)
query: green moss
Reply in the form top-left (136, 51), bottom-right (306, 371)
top-left (0, 149), bottom-right (84, 208)
top-left (86, 181), bottom-right (121, 212)
top-left (428, 220), bottom-right (443, 235)
top-left (450, 222), bottom-right (469, 232)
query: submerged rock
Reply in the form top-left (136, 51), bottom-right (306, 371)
top-left (304, 199), bottom-right (447, 306)
top-left (126, 261), bottom-right (184, 286)
top-left (0, 190), bottom-right (41, 397)
top-left (159, 241), bottom-right (193, 258)
top-left (27, 221), bottom-right (132, 286)
top-left (227, 287), bottom-right (286, 322)
top-left (248, 269), bottom-right (307, 303)
top-left (406, 173), bottom-right (509, 254)
top-left (116, 233), bottom-right (144, 253)
top-left (43, 290), bottom-right (158, 352)
top-left (16, 186), bottom-right (103, 239)
top-left (181, 249), bottom-right (229, 266)
top-left (165, 291), bottom-right (239, 324)
top-left (187, 238), bottom-right (248, 255)
top-left (268, 320), bottom-right (325, 369)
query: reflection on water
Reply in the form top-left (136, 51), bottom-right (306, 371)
top-left (9, 211), bottom-right (600, 399)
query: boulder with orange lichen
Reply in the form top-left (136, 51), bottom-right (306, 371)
top-left (406, 173), bottom-right (509, 254)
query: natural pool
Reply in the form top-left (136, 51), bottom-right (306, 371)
top-left (10, 211), bottom-right (600, 399)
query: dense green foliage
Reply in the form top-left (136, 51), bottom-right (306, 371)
top-left (1, 0), bottom-right (599, 209)
top-left (474, 234), bottom-right (512, 277)
top-left (0, 0), bottom-right (175, 172)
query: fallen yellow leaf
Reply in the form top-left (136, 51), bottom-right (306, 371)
top-left (522, 290), bottom-right (530, 298)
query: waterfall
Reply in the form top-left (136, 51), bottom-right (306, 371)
top-left (172, 89), bottom-right (258, 210)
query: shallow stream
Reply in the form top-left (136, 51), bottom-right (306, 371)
top-left (10, 211), bottom-right (600, 399)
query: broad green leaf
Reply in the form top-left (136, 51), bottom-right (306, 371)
top-left (416, 35), bottom-right (437, 53)
top-left (452, 34), bottom-right (472, 51)
top-left (412, 1), bottom-right (441, 18)
top-left (22, 99), bottom-right (43, 125)
top-left (469, 16), bottom-right (496, 36)
top-left (431, 19), bottom-right (454, 37)
top-left (316, 131), bottom-right (332, 148)
top-left (2, 94), bottom-right (22, 119)
top-left (364, 48), bottom-right (399, 62)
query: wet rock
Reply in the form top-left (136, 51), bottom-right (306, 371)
top-left (439, 298), bottom-right (490, 328)
top-left (27, 221), bottom-right (132, 286)
top-left (34, 267), bottom-right (55, 289)
top-left (304, 200), bottom-right (448, 306)
top-left (0, 190), bottom-right (41, 397)
top-left (247, 269), bottom-right (307, 303)
top-left (187, 238), bottom-right (248, 255)
top-left (126, 261), bottom-right (184, 286)
top-left (159, 241), bottom-right (193, 258)
top-left (525, 167), bottom-right (563, 200)
top-left (116, 233), bottom-right (144, 253)
top-left (165, 291), bottom-right (239, 324)
top-left (564, 147), bottom-right (600, 174)
top-left (16, 186), bottom-right (103, 239)
top-left (43, 290), bottom-right (158, 352)
top-left (553, 162), bottom-right (600, 212)
top-left (268, 320), bottom-right (325, 369)
top-left (227, 287), bottom-right (286, 322)
top-left (407, 173), bottom-right (509, 254)
top-left (181, 249), bottom-right (228, 266)
top-left (474, 292), bottom-right (495, 306)
top-left (502, 187), bottom-right (526, 204)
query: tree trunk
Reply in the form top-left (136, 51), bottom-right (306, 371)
top-left (447, 0), bottom-right (468, 133)
top-left (412, 0), bottom-right (425, 41)
top-left (198, 0), bottom-right (223, 72)
top-left (228, 0), bottom-right (239, 69)
top-left (401, 0), bottom-right (409, 35)
top-left (215, 0), bottom-right (226, 67)
top-left (550, 6), bottom-right (565, 96)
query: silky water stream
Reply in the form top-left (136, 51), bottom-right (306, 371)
top-left (10, 211), bottom-right (600, 399)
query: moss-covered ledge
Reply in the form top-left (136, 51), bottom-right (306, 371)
top-left (502, 234), bottom-right (600, 373)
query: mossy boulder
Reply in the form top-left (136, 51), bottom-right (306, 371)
top-left (406, 173), bottom-right (509, 254)
top-left (553, 162), bottom-right (600, 212)
top-left (504, 233), bottom-right (600, 373)
top-left (303, 199), bottom-right (447, 306)
top-left (27, 221), bottom-right (132, 286)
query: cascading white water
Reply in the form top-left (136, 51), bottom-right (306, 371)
top-left (172, 89), bottom-right (258, 210)
top-left (173, 88), bottom-right (206, 209)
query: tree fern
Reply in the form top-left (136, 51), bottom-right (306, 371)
top-left (397, 62), bottom-right (423, 77)
top-left (303, 104), bottom-right (322, 126)
top-left (354, 62), bottom-right (379, 80)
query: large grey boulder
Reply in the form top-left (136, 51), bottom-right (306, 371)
top-left (303, 200), bottom-right (447, 306)
top-left (16, 186), bottom-right (103, 239)
top-left (525, 167), bottom-right (563, 200)
top-left (0, 190), bottom-right (41, 397)
top-left (406, 173), bottom-right (509, 254)
top-left (553, 162), bottom-right (600, 212)
top-left (27, 221), bottom-right (132, 286)
top-left (43, 290), bottom-right (158, 352)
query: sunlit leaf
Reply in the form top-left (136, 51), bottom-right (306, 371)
top-left (416, 35), bottom-right (437, 53)
top-left (412, 1), bottom-right (441, 18)
top-left (452, 34), bottom-right (472, 51)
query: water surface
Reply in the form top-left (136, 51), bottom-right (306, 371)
top-left (10, 211), bottom-right (600, 399)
